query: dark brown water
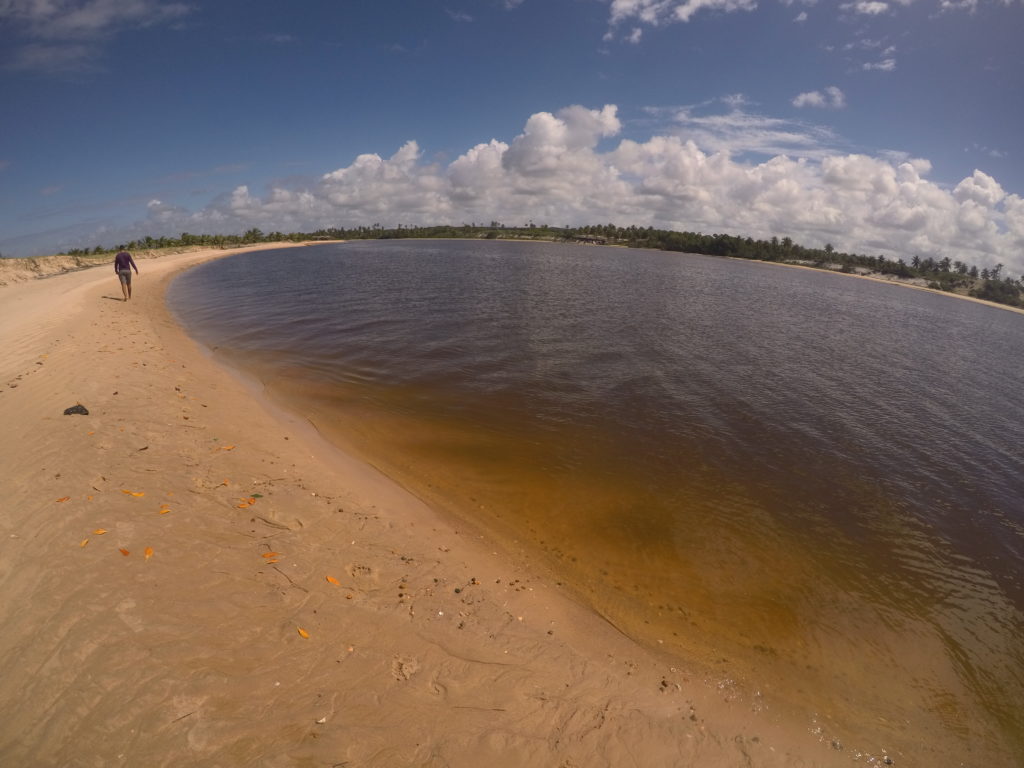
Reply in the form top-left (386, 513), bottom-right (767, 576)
top-left (170, 240), bottom-right (1024, 764)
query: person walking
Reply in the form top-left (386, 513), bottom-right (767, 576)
top-left (114, 247), bottom-right (139, 301)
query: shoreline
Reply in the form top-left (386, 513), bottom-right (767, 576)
top-left (0, 243), bottom-right (855, 766)
top-left (729, 254), bottom-right (1024, 317)
top-left (6, 238), bottom-right (1022, 319)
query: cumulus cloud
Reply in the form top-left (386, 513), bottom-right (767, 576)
top-left (953, 170), bottom-right (1005, 207)
top-left (100, 104), bottom-right (1022, 275)
top-left (792, 86), bottom-right (846, 109)
top-left (794, 10), bottom-right (808, 20)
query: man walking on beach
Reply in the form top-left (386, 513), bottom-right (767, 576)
top-left (114, 247), bottom-right (139, 301)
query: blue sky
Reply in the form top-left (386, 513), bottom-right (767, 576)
top-left (1, 0), bottom-right (1021, 272)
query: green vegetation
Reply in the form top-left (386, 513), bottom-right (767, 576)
top-left (59, 222), bottom-right (1024, 310)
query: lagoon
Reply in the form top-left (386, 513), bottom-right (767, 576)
top-left (170, 239), bottom-right (1024, 763)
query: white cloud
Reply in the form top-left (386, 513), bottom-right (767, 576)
top-left (92, 104), bottom-right (1023, 275)
top-left (852, 0), bottom-right (889, 14)
top-left (967, 143), bottom-right (1007, 160)
top-left (654, 103), bottom-right (842, 159)
top-left (609, 0), bottom-right (758, 26)
top-left (953, 170), bottom-right (1005, 207)
top-left (792, 86), bottom-right (846, 109)
top-left (445, 8), bottom-right (473, 22)
top-left (940, 0), bottom-right (978, 10)
top-left (627, 26), bottom-right (644, 43)
top-left (794, 10), bottom-right (808, 20)
top-left (863, 57), bottom-right (897, 71)
top-left (0, 0), bottom-right (190, 38)
top-left (1, 0), bottom-right (190, 71)
top-left (720, 93), bottom-right (749, 109)
top-left (7, 42), bottom-right (99, 72)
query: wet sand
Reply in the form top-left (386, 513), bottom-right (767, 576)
top-left (0, 244), bottom-right (864, 766)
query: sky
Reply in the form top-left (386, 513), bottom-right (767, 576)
top-left (1, 0), bottom-right (1021, 273)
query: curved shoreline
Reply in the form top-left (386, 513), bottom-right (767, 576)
top-left (6, 239), bottom-right (1023, 319)
top-left (0, 242), bottom-right (864, 766)
top-left (729, 254), bottom-right (1024, 317)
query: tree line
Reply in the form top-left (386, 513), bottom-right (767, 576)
top-left (59, 222), bottom-right (1023, 309)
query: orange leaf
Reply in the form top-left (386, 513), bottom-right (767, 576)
top-left (325, 576), bottom-right (340, 585)
top-left (80, 538), bottom-right (89, 547)
top-left (247, 497), bottom-right (256, 505)
top-left (93, 529), bottom-right (107, 535)
top-left (222, 445), bottom-right (236, 451)
top-left (56, 497), bottom-right (70, 503)
top-left (144, 546), bottom-right (154, 560)
top-left (297, 627), bottom-right (310, 639)
top-left (261, 552), bottom-right (280, 559)
top-left (119, 548), bottom-right (130, 556)
top-left (265, 559), bottom-right (279, 564)
top-left (159, 508), bottom-right (171, 515)
top-left (121, 490), bottom-right (145, 497)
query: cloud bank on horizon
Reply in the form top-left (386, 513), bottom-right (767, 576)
top-left (1, 0), bottom-right (1020, 273)
top-left (134, 104), bottom-right (1022, 273)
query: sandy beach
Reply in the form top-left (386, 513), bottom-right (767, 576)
top-left (0, 245), bottom-right (883, 767)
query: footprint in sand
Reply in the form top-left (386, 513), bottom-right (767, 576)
top-left (391, 657), bottom-right (419, 681)
top-left (116, 598), bottom-right (144, 633)
top-left (347, 563), bottom-right (377, 583)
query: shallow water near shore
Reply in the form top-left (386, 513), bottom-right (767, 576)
top-left (170, 240), bottom-right (1024, 763)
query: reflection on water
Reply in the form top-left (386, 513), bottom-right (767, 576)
top-left (170, 240), bottom-right (1024, 763)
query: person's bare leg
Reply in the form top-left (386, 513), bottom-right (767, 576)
top-left (121, 277), bottom-right (129, 301)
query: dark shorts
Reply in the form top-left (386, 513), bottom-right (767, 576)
top-left (118, 269), bottom-right (132, 286)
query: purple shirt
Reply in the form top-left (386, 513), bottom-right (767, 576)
top-left (114, 251), bottom-right (137, 273)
